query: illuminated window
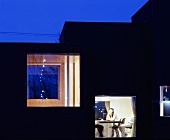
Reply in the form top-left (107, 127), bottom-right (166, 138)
top-left (160, 85), bottom-right (170, 116)
top-left (27, 53), bottom-right (80, 107)
top-left (95, 95), bottom-right (136, 138)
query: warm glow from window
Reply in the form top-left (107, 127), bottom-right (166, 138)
top-left (95, 95), bottom-right (136, 138)
top-left (27, 53), bottom-right (80, 107)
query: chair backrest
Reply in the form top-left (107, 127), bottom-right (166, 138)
top-left (118, 118), bottom-right (126, 126)
top-left (121, 118), bottom-right (126, 124)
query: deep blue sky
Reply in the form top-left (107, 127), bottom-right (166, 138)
top-left (0, 0), bottom-right (148, 43)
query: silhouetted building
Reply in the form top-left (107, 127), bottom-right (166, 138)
top-left (59, 21), bottom-right (151, 139)
top-left (132, 0), bottom-right (170, 139)
top-left (2, 0), bottom-right (170, 139)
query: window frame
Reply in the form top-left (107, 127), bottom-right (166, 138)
top-left (27, 54), bottom-right (66, 107)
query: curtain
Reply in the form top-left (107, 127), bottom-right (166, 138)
top-left (105, 101), bottom-right (110, 112)
top-left (131, 97), bottom-right (136, 137)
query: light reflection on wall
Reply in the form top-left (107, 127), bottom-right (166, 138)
top-left (95, 96), bottom-right (135, 118)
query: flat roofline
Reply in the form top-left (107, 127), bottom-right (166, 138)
top-left (59, 21), bottom-right (150, 41)
top-left (0, 42), bottom-right (58, 44)
top-left (64, 21), bottom-right (131, 24)
top-left (63, 21), bottom-right (132, 27)
top-left (0, 42), bottom-right (84, 48)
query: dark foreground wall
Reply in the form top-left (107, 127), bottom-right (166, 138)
top-left (0, 23), bottom-right (152, 140)
top-left (152, 0), bottom-right (170, 139)
top-left (0, 43), bottom-right (88, 140)
top-left (129, 0), bottom-right (170, 139)
top-left (60, 22), bottom-right (152, 140)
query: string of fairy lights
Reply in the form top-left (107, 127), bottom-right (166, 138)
top-left (39, 57), bottom-right (48, 99)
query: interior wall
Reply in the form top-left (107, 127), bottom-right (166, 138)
top-left (64, 55), bottom-right (68, 106)
top-left (75, 56), bottom-right (80, 106)
top-left (68, 55), bottom-right (80, 107)
top-left (95, 96), bottom-right (134, 119)
top-left (68, 57), bottom-right (73, 106)
top-left (160, 86), bottom-right (163, 116)
top-left (110, 97), bottom-right (133, 119)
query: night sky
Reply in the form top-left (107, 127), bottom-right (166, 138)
top-left (0, 0), bottom-right (148, 43)
top-left (95, 101), bottom-right (107, 120)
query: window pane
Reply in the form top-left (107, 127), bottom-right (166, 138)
top-left (95, 101), bottom-right (107, 120)
top-left (160, 85), bottom-right (170, 116)
top-left (27, 65), bottom-right (59, 99)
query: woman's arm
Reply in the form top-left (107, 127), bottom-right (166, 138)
top-left (106, 114), bottom-right (111, 120)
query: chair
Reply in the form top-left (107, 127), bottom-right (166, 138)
top-left (125, 117), bottom-right (135, 137)
top-left (110, 118), bottom-right (126, 137)
top-left (125, 125), bottom-right (133, 137)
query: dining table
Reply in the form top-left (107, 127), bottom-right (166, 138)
top-left (97, 120), bottom-right (122, 123)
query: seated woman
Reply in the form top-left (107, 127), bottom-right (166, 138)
top-left (106, 108), bottom-right (119, 137)
top-left (106, 108), bottom-right (118, 121)
top-left (95, 110), bottom-right (104, 137)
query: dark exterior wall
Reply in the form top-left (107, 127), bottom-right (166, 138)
top-left (128, 0), bottom-right (170, 139)
top-left (131, 1), bottom-right (152, 24)
top-left (59, 22), bottom-right (152, 139)
top-left (59, 22), bottom-right (151, 94)
top-left (152, 0), bottom-right (170, 139)
top-left (0, 22), bottom-right (152, 139)
top-left (59, 22), bottom-right (151, 91)
top-left (124, 0), bottom-right (170, 139)
top-left (0, 43), bottom-right (88, 140)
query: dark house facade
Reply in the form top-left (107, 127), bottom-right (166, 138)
top-left (132, 0), bottom-right (170, 139)
top-left (1, 0), bottom-right (170, 139)
top-left (59, 21), bottom-right (151, 139)
top-left (0, 43), bottom-right (88, 139)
